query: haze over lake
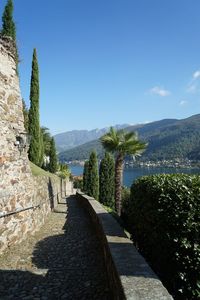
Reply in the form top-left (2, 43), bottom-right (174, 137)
top-left (69, 165), bottom-right (200, 187)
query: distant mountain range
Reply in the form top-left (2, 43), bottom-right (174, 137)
top-left (58, 114), bottom-right (200, 162)
top-left (54, 124), bottom-right (130, 152)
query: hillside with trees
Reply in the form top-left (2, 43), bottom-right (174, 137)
top-left (59, 114), bottom-right (200, 163)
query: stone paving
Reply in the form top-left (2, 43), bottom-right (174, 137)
top-left (0, 195), bottom-right (111, 300)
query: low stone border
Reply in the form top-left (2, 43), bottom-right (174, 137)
top-left (76, 192), bottom-right (173, 300)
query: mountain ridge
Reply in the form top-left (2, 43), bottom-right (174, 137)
top-left (58, 114), bottom-right (200, 162)
top-left (54, 124), bottom-right (130, 152)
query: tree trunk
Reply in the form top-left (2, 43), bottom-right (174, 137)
top-left (115, 153), bottom-right (124, 216)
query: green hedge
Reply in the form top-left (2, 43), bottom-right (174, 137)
top-left (123, 174), bottom-right (200, 299)
top-left (73, 178), bottom-right (83, 189)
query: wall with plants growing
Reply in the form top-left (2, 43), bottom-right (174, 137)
top-left (0, 36), bottom-right (68, 254)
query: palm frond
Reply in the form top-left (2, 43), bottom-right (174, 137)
top-left (100, 127), bottom-right (147, 156)
top-left (100, 127), bottom-right (119, 152)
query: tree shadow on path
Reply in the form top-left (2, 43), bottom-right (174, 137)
top-left (0, 196), bottom-right (111, 300)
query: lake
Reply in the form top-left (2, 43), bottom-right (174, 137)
top-left (69, 164), bottom-right (200, 187)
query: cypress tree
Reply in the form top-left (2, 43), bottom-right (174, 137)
top-left (22, 99), bottom-right (29, 132)
top-left (49, 138), bottom-right (58, 173)
top-left (28, 49), bottom-right (41, 165)
top-left (99, 152), bottom-right (115, 208)
top-left (2, 0), bottom-right (16, 39)
top-left (87, 151), bottom-right (99, 200)
top-left (83, 160), bottom-right (89, 193)
top-left (2, 0), bottom-right (18, 68)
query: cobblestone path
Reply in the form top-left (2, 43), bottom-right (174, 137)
top-left (0, 196), bottom-right (111, 300)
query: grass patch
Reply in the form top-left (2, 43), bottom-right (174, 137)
top-left (30, 161), bottom-right (57, 178)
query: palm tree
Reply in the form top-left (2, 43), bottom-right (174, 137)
top-left (100, 127), bottom-right (147, 216)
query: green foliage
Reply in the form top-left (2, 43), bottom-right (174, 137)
top-left (2, 0), bottom-right (16, 39)
top-left (58, 163), bottom-right (71, 179)
top-left (121, 186), bottom-right (130, 207)
top-left (39, 129), bottom-right (44, 167)
top-left (100, 127), bottom-right (147, 215)
top-left (100, 127), bottom-right (147, 156)
top-left (83, 160), bottom-right (89, 193)
top-left (49, 138), bottom-right (58, 173)
top-left (123, 174), bottom-right (200, 299)
top-left (73, 177), bottom-right (83, 189)
top-left (86, 151), bottom-right (99, 200)
top-left (39, 127), bottom-right (55, 170)
top-left (2, 0), bottom-right (18, 69)
top-left (99, 152), bottom-right (115, 208)
top-left (22, 99), bottom-right (29, 132)
top-left (29, 161), bottom-right (56, 179)
top-left (28, 49), bottom-right (41, 166)
top-left (41, 127), bottom-right (51, 156)
top-left (59, 139), bottom-right (103, 162)
top-left (134, 114), bottom-right (200, 162)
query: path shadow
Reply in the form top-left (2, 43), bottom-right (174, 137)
top-left (0, 269), bottom-right (46, 299)
top-left (0, 196), bottom-right (162, 300)
top-left (0, 196), bottom-right (111, 300)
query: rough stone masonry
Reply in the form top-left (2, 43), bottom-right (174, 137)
top-left (0, 36), bottom-right (63, 254)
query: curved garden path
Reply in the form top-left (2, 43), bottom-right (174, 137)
top-left (0, 195), bottom-right (111, 300)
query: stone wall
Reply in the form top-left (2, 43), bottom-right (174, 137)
top-left (65, 179), bottom-right (73, 196)
top-left (77, 192), bottom-right (173, 300)
top-left (0, 176), bottom-right (65, 254)
top-left (0, 37), bottom-right (68, 254)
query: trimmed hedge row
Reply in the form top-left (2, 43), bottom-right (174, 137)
top-left (122, 174), bottom-right (200, 299)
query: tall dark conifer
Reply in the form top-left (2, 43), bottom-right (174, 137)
top-left (22, 99), bottom-right (29, 132)
top-left (83, 160), bottom-right (89, 193)
top-left (28, 49), bottom-right (41, 165)
top-left (87, 151), bottom-right (99, 200)
top-left (2, 0), bottom-right (18, 68)
top-left (49, 138), bottom-right (58, 173)
top-left (99, 152), bottom-right (115, 207)
top-left (2, 0), bottom-right (16, 38)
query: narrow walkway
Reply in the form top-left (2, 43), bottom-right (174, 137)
top-left (0, 196), bottom-right (111, 300)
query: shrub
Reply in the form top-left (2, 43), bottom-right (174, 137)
top-left (87, 151), bottom-right (99, 200)
top-left (123, 174), bottom-right (200, 299)
top-left (99, 152), bottom-right (115, 208)
top-left (83, 160), bottom-right (89, 193)
top-left (121, 186), bottom-right (130, 206)
top-left (73, 177), bottom-right (83, 190)
top-left (58, 163), bottom-right (71, 179)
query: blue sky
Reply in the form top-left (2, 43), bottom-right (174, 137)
top-left (1, 0), bottom-right (200, 134)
